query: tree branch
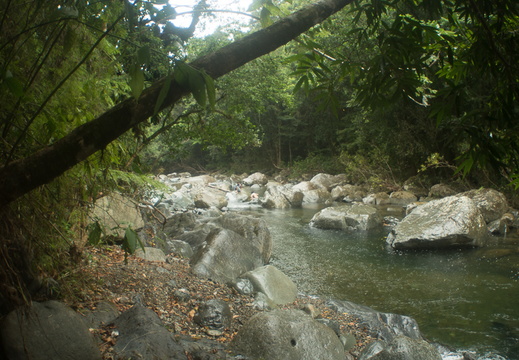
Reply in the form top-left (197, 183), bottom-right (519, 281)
top-left (0, 0), bottom-right (354, 207)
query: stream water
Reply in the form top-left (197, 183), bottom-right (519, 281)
top-left (240, 204), bottom-right (519, 360)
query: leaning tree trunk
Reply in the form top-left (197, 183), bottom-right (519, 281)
top-left (0, 0), bottom-right (354, 207)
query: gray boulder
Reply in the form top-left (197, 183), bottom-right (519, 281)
top-left (327, 300), bottom-right (422, 342)
top-left (429, 183), bottom-right (457, 198)
top-left (113, 303), bottom-right (185, 359)
top-left (190, 228), bottom-right (264, 283)
top-left (293, 181), bottom-right (319, 192)
top-left (292, 179), bottom-right (333, 204)
top-left (194, 299), bottom-right (232, 330)
top-left (389, 191), bottom-right (418, 206)
top-left (262, 184), bottom-right (304, 209)
top-left (134, 247), bottom-right (166, 262)
top-left (358, 336), bottom-right (441, 360)
top-left (210, 214), bottom-right (272, 264)
top-left (302, 188), bottom-right (332, 204)
top-left (363, 192), bottom-right (390, 205)
top-left (91, 193), bottom-right (144, 237)
top-left (81, 301), bottom-right (120, 329)
top-left (185, 175), bottom-right (217, 187)
top-left (243, 172), bottom-right (269, 186)
top-left (310, 173), bottom-right (336, 190)
top-left (167, 239), bottom-right (194, 258)
top-left (386, 196), bottom-right (487, 249)
top-left (178, 223), bottom-right (220, 253)
top-left (232, 309), bottom-right (345, 360)
top-left (160, 212), bottom-right (198, 238)
top-left (331, 184), bottom-right (366, 203)
top-left (194, 187), bottom-right (228, 209)
top-left (459, 188), bottom-right (509, 223)
top-left (1, 300), bottom-right (101, 360)
top-left (242, 265), bottom-right (298, 305)
top-left (310, 204), bottom-right (382, 231)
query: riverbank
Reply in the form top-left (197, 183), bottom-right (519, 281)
top-left (71, 245), bottom-right (375, 358)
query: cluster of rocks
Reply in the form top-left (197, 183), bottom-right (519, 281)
top-left (147, 172), bottom-right (517, 250)
top-left (2, 171), bottom-right (515, 359)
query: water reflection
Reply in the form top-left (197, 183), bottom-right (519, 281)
top-left (245, 206), bottom-right (519, 360)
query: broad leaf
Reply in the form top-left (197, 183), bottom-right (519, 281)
top-left (87, 221), bottom-right (103, 246)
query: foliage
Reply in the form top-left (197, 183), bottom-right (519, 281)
top-left (285, 0), bottom-right (519, 181)
top-left (285, 153), bottom-right (344, 179)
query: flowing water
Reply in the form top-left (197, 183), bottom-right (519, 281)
top-left (242, 205), bottom-right (519, 359)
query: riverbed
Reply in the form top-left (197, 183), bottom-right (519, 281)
top-left (243, 205), bottom-right (519, 360)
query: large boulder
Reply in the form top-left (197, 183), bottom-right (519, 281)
top-left (1, 300), bottom-right (101, 360)
top-left (185, 175), bottom-right (217, 188)
top-left (428, 183), bottom-right (457, 198)
top-left (389, 191), bottom-right (418, 206)
top-left (310, 204), bottom-right (382, 231)
top-left (292, 181), bottom-right (319, 192)
top-left (262, 184), bottom-right (304, 209)
top-left (190, 228), bottom-right (264, 283)
top-left (242, 265), bottom-right (298, 305)
top-left (310, 173), bottom-right (336, 190)
top-left (194, 299), bottom-right (233, 330)
top-left (243, 172), bottom-right (269, 186)
top-left (327, 300), bottom-right (422, 342)
top-left (91, 193), bottom-right (145, 237)
top-left (331, 184), bottom-right (366, 202)
top-left (363, 192), bottom-right (390, 205)
top-left (232, 309), bottom-right (345, 360)
top-left (160, 212), bottom-right (198, 238)
top-left (358, 336), bottom-right (442, 360)
top-left (113, 303), bottom-right (185, 359)
top-left (194, 187), bottom-right (228, 209)
top-left (302, 188), bottom-right (332, 204)
top-left (459, 188), bottom-right (508, 223)
top-left (386, 196), bottom-right (488, 249)
top-left (134, 247), bottom-right (166, 262)
top-left (210, 214), bottom-right (272, 264)
top-left (167, 239), bottom-right (194, 258)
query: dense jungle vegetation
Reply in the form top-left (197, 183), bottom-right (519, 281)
top-left (0, 0), bottom-right (517, 310)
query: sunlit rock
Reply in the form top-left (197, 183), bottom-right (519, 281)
top-left (310, 204), bottom-right (382, 231)
top-left (459, 188), bottom-right (509, 223)
top-left (242, 265), bottom-right (297, 306)
top-left (389, 191), bottom-right (418, 206)
top-left (232, 310), bottom-right (344, 360)
top-left (387, 196), bottom-right (487, 249)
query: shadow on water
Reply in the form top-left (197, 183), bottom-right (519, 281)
top-left (245, 206), bottom-right (519, 360)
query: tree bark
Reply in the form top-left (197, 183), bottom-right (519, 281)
top-left (0, 0), bottom-right (354, 207)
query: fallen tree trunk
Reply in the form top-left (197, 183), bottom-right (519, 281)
top-left (0, 0), bottom-right (354, 207)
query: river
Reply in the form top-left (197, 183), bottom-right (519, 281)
top-left (241, 204), bottom-right (519, 360)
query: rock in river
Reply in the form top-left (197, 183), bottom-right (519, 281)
top-left (310, 204), bottom-right (382, 231)
top-left (386, 195), bottom-right (487, 249)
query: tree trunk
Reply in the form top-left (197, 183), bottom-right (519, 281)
top-left (0, 0), bottom-right (354, 207)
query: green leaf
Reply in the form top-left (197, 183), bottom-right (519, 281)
top-left (129, 65), bottom-right (145, 99)
top-left (189, 71), bottom-right (207, 107)
top-left (122, 227), bottom-right (144, 255)
top-left (174, 62), bottom-right (189, 87)
top-left (260, 7), bottom-right (272, 27)
top-left (136, 46), bottom-right (151, 66)
top-left (154, 74), bottom-right (173, 115)
top-left (87, 221), bottom-right (103, 246)
top-left (203, 72), bottom-right (216, 109)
